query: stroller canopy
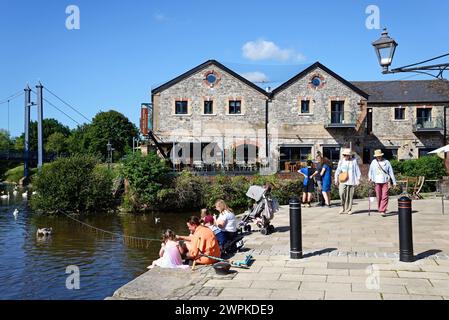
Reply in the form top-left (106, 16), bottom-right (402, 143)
top-left (246, 185), bottom-right (266, 202)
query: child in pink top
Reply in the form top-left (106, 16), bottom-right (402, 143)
top-left (148, 229), bottom-right (189, 269)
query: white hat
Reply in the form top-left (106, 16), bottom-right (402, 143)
top-left (342, 148), bottom-right (353, 156)
top-left (374, 149), bottom-right (384, 157)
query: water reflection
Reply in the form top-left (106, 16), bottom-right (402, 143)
top-left (0, 183), bottom-right (193, 300)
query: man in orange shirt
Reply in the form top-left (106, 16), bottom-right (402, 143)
top-left (177, 216), bottom-right (221, 265)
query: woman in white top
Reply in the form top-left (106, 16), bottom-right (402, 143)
top-left (334, 148), bottom-right (361, 215)
top-left (214, 199), bottom-right (237, 244)
top-left (368, 149), bottom-right (397, 217)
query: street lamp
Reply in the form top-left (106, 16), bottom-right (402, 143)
top-left (372, 28), bottom-right (398, 73)
top-left (372, 28), bottom-right (449, 79)
top-left (107, 140), bottom-right (114, 169)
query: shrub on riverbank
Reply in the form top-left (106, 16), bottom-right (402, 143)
top-left (30, 155), bottom-right (115, 214)
top-left (120, 152), bottom-right (170, 210)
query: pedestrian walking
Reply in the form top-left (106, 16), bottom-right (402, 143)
top-left (314, 154), bottom-right (325, 207)
top-left (368, 149), bottom-right (397, 217)
top-left (334, 148), bottom-right (361, 215)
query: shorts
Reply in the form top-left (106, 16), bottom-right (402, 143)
top-left (303, 183), bottom-right (315, 193)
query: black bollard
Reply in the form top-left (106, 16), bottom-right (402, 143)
top-left (290, 198), bottom-right (303, 259)
top-left (398, 196), bottom-right (414, 262)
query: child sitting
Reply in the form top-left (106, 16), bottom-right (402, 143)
top-left (201, 208), bottom-right (226, 253)
top-left (148, 229), bottom-right (190, 269)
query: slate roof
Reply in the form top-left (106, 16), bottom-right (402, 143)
top-left (351, 80), bottom-right (449, 104)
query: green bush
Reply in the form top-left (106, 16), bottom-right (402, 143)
top-left (30, 155), bottom-right (115, 214)
top-left (156, 171), bottom-right (206, 211)
top-left (120, 151), bottom-right (170, 211)
top-left (391, 156), bottom-right (446, 180)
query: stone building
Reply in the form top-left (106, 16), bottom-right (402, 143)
top-left (146, 59), bottom-right (449, 172)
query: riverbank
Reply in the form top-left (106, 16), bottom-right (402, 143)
top-left (108, 197), bottom-right (449, 300)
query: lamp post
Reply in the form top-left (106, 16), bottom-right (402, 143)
top-left (107, 140), bottom-right (113, 169)
top-left (372, 28), bottom-right (449, 80)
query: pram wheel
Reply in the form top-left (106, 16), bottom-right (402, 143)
top-left (268, 224), bottom-right (275, 233)
top-left (244, 225), bottom-right (252, 233)
top-left (260, 228), bottom-right (268, 235)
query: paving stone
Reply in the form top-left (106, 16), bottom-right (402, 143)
top-left (219, 288), bottom-right (272, 298)
top-left (279, 274), bottom-right (327, 282)
top-left (270, 290), bottom-right (324, 300)
top-left (260, 267), bottom-right (303, 274)
top-left (300, 282), bottom-right (351, 292)
top-left (251, 281), bottom-right (300, 290)
top-left (351, 283), bottom-right (408, 295)
top-left (233, 273), bottom-right (281, 281)
top-left (382, 294), bottom-right (443, 300)
top-left (397, 271), bottom-right (449, 280)
top-left (303, 268), bottom-right (350, 276)
top-left (324, 292), bottom-right (382, 300)
top-left (203, 280), bottom-right (253, 289)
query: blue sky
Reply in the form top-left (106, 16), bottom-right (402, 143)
top-left (1, 0), bottom-right (448, 137)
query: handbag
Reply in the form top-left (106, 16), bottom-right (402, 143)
top-left (339, 172), bottom-right (349, 183)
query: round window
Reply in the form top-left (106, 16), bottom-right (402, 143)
top-left (311, 76), bottom-right (322, 87)
top-left (206, 73), bottom-right (217, 85)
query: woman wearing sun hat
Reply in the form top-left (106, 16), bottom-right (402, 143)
top-left (334, 148), bottom-right (361, 215)
top-left (368, 149), bottom-right (397, 217)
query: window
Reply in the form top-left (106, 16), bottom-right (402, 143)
top-left (323, 147), bottom-right (341, 168)
top-left (175, 101), bottom-right (188, 115)
top-left (279, 147), bottom-right (312, 171)
top-left (383, 149), bottom-right (398, 161)
top-left (395, 107), bottom-right (405, 120)
top-left (417, 108), bottom-right (432, 127)
top-left (331, 101), bottom-right (345, 124)
top-left (204, 101), bottom-right (213, 114)
top-left (419, 148), bottom-right (436, 158)
top-left (229, 100), bottom-right (241, 114)
top-left (301, 100), bottom-right (310, 114)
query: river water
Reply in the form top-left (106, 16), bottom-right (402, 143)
top-left (0, 183), bottom-right (193, 300)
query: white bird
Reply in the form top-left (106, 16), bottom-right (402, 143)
top-left (1, 192), bottom-right (9, 200)
top-left (13, 209), bottom-right (19, 219)
top-left (22, 192), bottom-right (28, 198)
top-left (36, 228), bottom-right (53, 237)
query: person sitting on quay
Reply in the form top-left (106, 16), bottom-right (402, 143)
top-left (148, 229), bottom-right (189, 270)
top-left (214, 200), bottom-right (238, 248)
top-left (201, 208), bottom-right (226, 251)
top-left (177, 216), bottom-right (221, 265)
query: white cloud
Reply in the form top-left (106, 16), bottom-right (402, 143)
top-left (241, 71), bottom-right (269, 83)
top-left (242, 39), bottom-right (305, 62)
top-left (153, 13), bottom-right (167, 22)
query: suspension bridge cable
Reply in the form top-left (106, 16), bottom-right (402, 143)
top-left (43, 87), bottom-right (91, 123)
top-left (30, 89), bottom-right (81, 126)
top-left (0, 91), bottom-right (24, 106)
top-left (0, 90), bottom-right (23, 104)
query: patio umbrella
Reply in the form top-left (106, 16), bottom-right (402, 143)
top-left (428, 145), bottom-right (449, 154)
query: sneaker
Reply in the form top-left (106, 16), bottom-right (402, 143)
top-left (347, 211), bottom-right (353, 215)
top-left (339, 209), bottom-right (346, 214)
top-left (307, 203), bottom-right (312, 208)
top-left (380, 212), bottom-right (387, 217)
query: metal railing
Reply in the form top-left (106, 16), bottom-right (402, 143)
top-left (414, 117), bottom-right (444, 131)
top-left (326, 111), bottom-right (358, 127)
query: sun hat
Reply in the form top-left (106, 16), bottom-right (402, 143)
top-left (374, 149), bottom-right (384, 157)
top-left (342, 148), bottom-right (352, 156)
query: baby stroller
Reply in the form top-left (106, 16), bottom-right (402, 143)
top-left (238, 185), bottom-right (279, 235)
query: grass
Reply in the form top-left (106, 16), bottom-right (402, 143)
top-left (4, 164), bottom-right (39, 183)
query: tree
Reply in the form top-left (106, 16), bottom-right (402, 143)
top-left (86, 110), bottom-right (139, 160)
top-left (0, 129), bottom-right (13, 151)
top-left (67, 124), bottom-right (92, 155)
top-left (46, 132), bottom-right (68, 156)
top-left (17, 118), bottom-right (71, 152)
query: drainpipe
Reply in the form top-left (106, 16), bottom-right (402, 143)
top-left (265, 87), bottom-right (272, 159)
